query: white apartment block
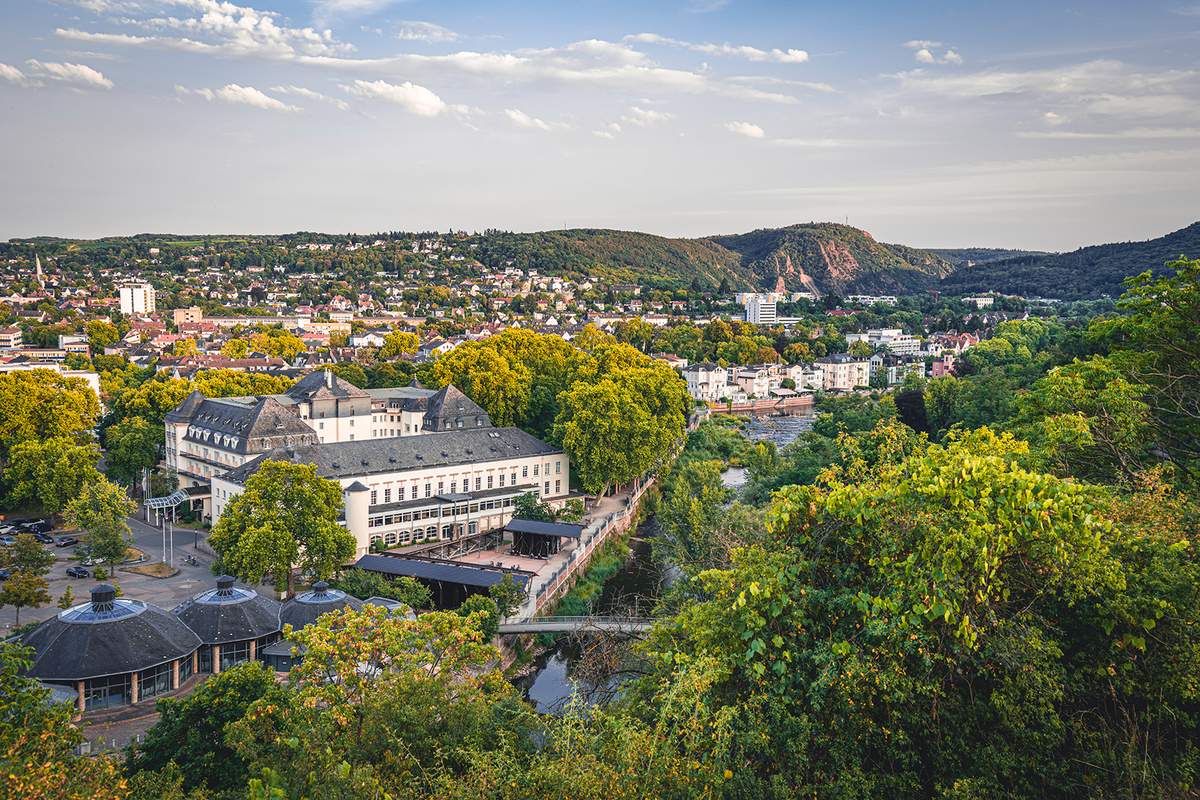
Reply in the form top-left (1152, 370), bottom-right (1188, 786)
top-left (119, 282), bottom-right (156, 316)
top-left (743, 294), bottom-right (778, 325)
top-left (815, 354), bottom-right (871, 391)
top-left (846, 295), bottom-right (898, 306)
top-left (847, 328), bottom-right (923, 357)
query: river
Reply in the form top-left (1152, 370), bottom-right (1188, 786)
top-left (516, 413), bottom-right (810, 712)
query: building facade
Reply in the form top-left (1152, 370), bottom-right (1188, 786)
top-left (212, 426), bottom-right (571, 555)
top-left (119, 282), bottom-right (156, 316)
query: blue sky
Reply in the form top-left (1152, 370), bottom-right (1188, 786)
top-left (2, 0), bottom-right (1199, 249)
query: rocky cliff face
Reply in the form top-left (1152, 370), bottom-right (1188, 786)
top-left (706, 223), bottom-right (956, 296)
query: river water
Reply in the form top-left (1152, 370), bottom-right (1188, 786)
top-left (516, 413), bottom-right (809, 712)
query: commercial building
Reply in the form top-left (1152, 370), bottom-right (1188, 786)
top-left (163, 371), bottom-right (495, 516)
top-left (119, 282), bottom-right (156, 316)
top-left (743, 294), bottom-right (777, 325)
top-left (212, 425), bottom-right (570, 556)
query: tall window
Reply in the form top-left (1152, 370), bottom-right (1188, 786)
top-left (384, 488), bottom-right (391, 503)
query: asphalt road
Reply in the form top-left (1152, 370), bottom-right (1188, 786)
top-left (0, 514), bottom-right (221, 635)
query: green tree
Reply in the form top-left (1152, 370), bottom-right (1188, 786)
top-left (1, 533), bottom-right (55, 577)
top-left (331, 568), bottom-right (432, 610)
top-left (126, 661), bottom-right (287, 797)
top-left (5, 437), bottom-right (102, 514)
top-left (0, 643), bottom-right (127, 799)
top-left (377, 328), bottom-right (418, 360)
top-left (65, 478), bottom-right (136, 576)
top-left (0, 570), bottom-right (51, 625)
top-left (84, 319), bottom-right (120, 350)
top-left (0, 369), bottom-right (100, 461)
top-left (433, 345), bottom-right (531, 427)
top-left (209, 461), bottom-right (355, 596)
top-left (325, 362), bottom-right (367, 388)
top-left (457, 594), bottom-right (500, 640)
top-left (172, 338), bottom-right (198, 357)
top-left (220, 338), bottom-right (250, 359)
top-left (103, 416), bottom-right (161, 487)
top-left (488, 574), bottom-right (525, 619)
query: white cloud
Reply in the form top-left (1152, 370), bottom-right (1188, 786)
top-left (504, 108), bottom-right (569, 131)
top-left (342, 79), bottom-right (448, 116)
top-left (626, 32), bottom-right (808, 64)
top-left (395, 21), bottom-right (459, 43)
top-left (57, 14), bottom-right (800, 105)
top-left (25, 60), bottom-right (113, 89)
top-left (1043, 110), bottom-right (1066, 125)
top-left (725, 120), bottom-right (764, 138)
top-left (178, 83), bottom-right (300, 111)
top-left (727, 75), bottom-right (836, 93)
top-left (1018, 126), bottom-right (1200, 140)
top-left (3, 60), bottom-right (114, 89)
top-left (622, 106), bottom-right (674, 127)
top-left (59, 0), bottom-right (351, 60)
top-left (906, 39), bottom-right (962, 65)
top-left (0, 63), bottom-right (33, 87)
top-left (270, 84), bottom-right (349, 110)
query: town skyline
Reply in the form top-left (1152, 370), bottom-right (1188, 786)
top-left (4, 0), bottom-right (1200, 249)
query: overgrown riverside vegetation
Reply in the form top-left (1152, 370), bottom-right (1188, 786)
top-left (3, 260), bottom-right (1200, 799)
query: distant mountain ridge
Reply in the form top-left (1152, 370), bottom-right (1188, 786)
top-left (11, 220), bottom-right (1197, 300)
top-left (937, 222), bottom-right (1200, 299)
top-left (476, 223), bottom-right (957, 296)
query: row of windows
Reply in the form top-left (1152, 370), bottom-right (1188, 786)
top-left (370, 522), bottom-right (478, 547)
top-left (362, 460), bottom-right (564, 505)
top-left (367, 498), bottom-right (512, 528)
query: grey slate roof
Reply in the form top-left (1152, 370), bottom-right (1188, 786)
top-left (286, 369), bottom-right (370, 402)
top-left (173, 576), bottom-right (282, 645)
top-left (181, 396), bottom-right (318, 454)
top-left (505, 518), bottom-right (584, 539)
top-left (221, 426), bottom-right (562, 485)
top-left (355, 554), bottom-right (530, 588)
top-left (23, 585), bottom-right (201, 682)
top-left (279, 581), bottom-right (364, 630)
top-left (422, 385), bottom-right (491, 431)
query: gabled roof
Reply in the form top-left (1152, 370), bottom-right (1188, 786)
top-left (182, 396), bottom-right (318, 454)
top-left (423, 384), bottom-right (489, 430)
top-left (286, 369), bottom-right (370, 402)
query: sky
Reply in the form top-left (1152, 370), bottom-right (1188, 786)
top-left (1, 0), bottom-right (1199, 250)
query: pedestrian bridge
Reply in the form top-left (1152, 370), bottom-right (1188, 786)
top-left (497, 616), bottom-right (657, 635)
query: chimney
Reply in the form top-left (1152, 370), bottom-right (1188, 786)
top-left (324, 368), bottom-right (333, 388)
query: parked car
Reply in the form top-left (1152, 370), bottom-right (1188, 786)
top-left (65, 566), bottom-right (89, 579)
top-left (0, 568), bottom-right (10, 581)
top-left (55, 536), bottom-right (80, 548)
top-left (0, 535), bottom-right (17, 547)
top-left (32, 532), bottom-right (55, 545)
top-left (0, 524), bottom-right (18, 535)
top-left (27, 520), bottom-right (53, 534)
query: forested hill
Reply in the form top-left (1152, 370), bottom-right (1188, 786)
top-left (475, 223), bottom-right (956, 295)
top-left (927, 247), bottom-right (1046, 268)
top-left (705, 223), bottom-right (955, 296)
top-left (938, 221), bottom-right (1200, 299)
top-left (469, 229), bottom-right (749, 290)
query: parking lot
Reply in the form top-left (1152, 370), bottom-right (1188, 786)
top-left (1, 514), bottom-right (223, 635)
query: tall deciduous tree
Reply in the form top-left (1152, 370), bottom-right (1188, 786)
top-left (0, 644), bottom-right (126, 799)
top-left (377, 328), bottom-right (418, 360)
top-left (65, 478), bottom-right (136, 576)
top-left (0, 369), bottom-right (100, 462)
top-left (103, 416), bottom-right (161, 487)
top-left (5, 437), bottom-right (102, 514)
top-left (209, 461), bottom-right (355, 596)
